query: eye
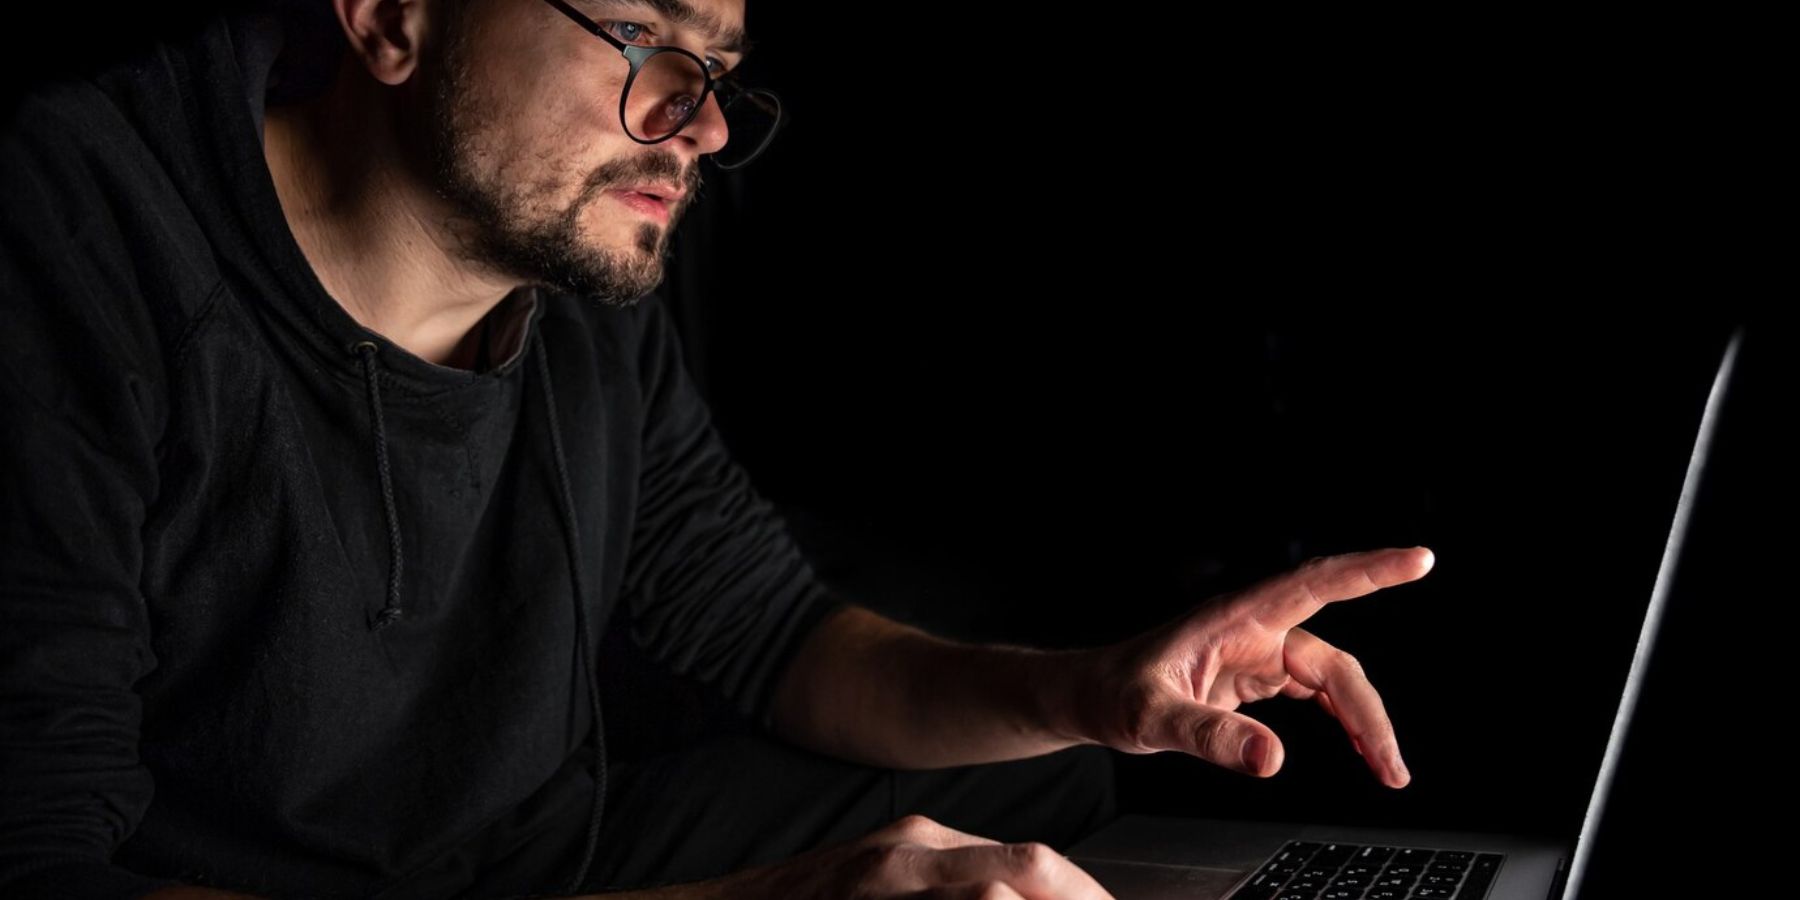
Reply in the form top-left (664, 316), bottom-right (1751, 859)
top-left (601, 20), bottom-right (732, 77)
top-left (600, 20), bottom-right (650, 43)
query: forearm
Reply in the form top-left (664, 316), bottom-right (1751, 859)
top-left (766, 601), bottom-right (1100, 769)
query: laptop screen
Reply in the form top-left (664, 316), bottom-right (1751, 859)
top-left (1562, 325), bottom-right (1748, 900)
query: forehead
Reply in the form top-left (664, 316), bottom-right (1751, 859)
top-left (583, 0), bottom-right (751, 54)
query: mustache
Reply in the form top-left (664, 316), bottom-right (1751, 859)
top-left (582, 150), bottom-right (695, 197)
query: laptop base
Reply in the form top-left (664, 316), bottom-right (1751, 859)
top-left (1067, 813), bottom-right (1567, 900)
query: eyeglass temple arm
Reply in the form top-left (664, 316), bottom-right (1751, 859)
top-left (540, 0), bottom-right (629, 49)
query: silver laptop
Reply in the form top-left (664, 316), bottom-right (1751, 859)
top-left (1066, 326), bottom-right (1747, 900)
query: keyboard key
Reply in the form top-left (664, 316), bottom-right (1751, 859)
top-left (1354, 845), bottom-right (1399, 866)
top-left (1285, 842), bottom-right (1324, 860)
top-left (1311, 844), bottom-right (1360, 868)
top-left (1229, 882), bottom-right (1279, 900)
top-left (1450, 853), bottom-right (1504, 899)
top-left (1235, 842), bottom-right (1508, 900)
top-left (1392, 848), bottom-right (1435, 866)
top-left (1239, 871), bottom-right (1285, 895)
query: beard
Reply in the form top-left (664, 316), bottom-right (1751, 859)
top-left (414, 2), bottom-right (690, 308)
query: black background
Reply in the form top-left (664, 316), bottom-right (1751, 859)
top-left (668, 2), bottom-right (1771, 865)
top-left (4, 2), bottom-right (1778, 896)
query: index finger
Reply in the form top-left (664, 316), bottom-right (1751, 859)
top-left (1245, 546), bottom-right (1435, 632)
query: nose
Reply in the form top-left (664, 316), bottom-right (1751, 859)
top-left (671, 89), bottom-right (730, 161)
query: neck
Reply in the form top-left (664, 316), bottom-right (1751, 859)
top-left (262, 85), bottom-right (515, 370)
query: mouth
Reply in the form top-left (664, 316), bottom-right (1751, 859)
top-left (606, 189), bottom-right (670, 224)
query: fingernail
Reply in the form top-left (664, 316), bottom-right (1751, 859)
top-left (1241, 734), bottom-right (1269, 774)
top-left (1393, 750), bottom-right (1411, 785)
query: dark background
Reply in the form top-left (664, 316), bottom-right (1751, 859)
top-left (4, 2), bottom-right (1776, 896)
top-left (660, 1), bottom-right (1770, 855)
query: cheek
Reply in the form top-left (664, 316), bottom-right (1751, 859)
top-left (572, 72), bottom-right (633, 132)
top-left (471, 22), bottom-right (633, 141)
top-left (515, 80), bottom-right (635, 163)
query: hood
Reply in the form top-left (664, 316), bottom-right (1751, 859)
top-left (86, 3), bottom-right (614, 890)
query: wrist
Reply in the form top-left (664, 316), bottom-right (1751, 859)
top-left (1026, 644), bottom-right (1107, 749)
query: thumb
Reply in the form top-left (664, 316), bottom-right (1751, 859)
top-left (1140, 699), bottom-right (1285, 778)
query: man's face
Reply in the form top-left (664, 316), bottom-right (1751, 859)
top-left (414, 0), bottom-right (742, 307)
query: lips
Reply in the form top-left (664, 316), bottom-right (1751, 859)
top-left (607, 189), bottom-right (670, 223)
top-left (618, 183), bottom-right (684, 203)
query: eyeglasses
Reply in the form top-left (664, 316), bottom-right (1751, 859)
top-left (538, 0), bottom-right (785, 170)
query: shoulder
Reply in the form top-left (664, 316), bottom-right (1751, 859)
top-left (3, 76), bottom-right (144, 205)
top-left (1, 75), bottom-right (161, 287)
top-left (2, 4), bottom-right (252, 254)
top-left (1, 13), bottom-right (250, 360)
top-left (2, 52), bottom-right (199, 262)
top-left (1, 77), bottom-right (213, 384)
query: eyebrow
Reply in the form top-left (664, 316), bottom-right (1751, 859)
top-left (594, 0), bottom-right (756, 59)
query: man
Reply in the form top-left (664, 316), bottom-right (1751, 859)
top-left (0, 0), bottom-right (1431, 896)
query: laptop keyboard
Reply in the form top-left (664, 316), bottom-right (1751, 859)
top-left (1228, 840), bottom-right (1504, 900)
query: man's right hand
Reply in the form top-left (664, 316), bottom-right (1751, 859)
top-left (589, 813), bottom-right (1116, 900)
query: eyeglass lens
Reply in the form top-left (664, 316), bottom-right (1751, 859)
top-left (626, 52), bottom-right (780, 168)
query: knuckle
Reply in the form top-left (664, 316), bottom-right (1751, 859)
top-left (892, 813), bottom-right (938, 839)
top-left (1009, 841), bottom-right (1058, 879)
top-left (1192, 715), bottom-right (1236, 760)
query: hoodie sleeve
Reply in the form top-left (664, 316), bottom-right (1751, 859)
top-left (0, 93), bottom-right (185, 898)
top-left (619, 297), bottom-right (850, 732)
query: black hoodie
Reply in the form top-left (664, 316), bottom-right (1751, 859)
top-left (0, 4), bottom-right (846, 897)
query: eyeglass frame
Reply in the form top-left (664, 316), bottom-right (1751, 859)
top-left (537, 0), bottom-right (784, 170)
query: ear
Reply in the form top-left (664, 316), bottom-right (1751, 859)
top-left (330, 0), bottom-right (436, 87)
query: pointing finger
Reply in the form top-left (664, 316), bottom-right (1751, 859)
top-left (1242, 546), bottom-right (1435, 633)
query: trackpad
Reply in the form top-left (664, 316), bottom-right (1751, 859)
top-left (1069, 856), bottom-right (1246, 900)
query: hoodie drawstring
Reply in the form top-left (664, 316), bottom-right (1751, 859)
top-left (350, 332), bottom-right (608, 891)
top-left (532, 330), bottom-right (610, 893)
top-left (355, 340), bottom-right (406, 631)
